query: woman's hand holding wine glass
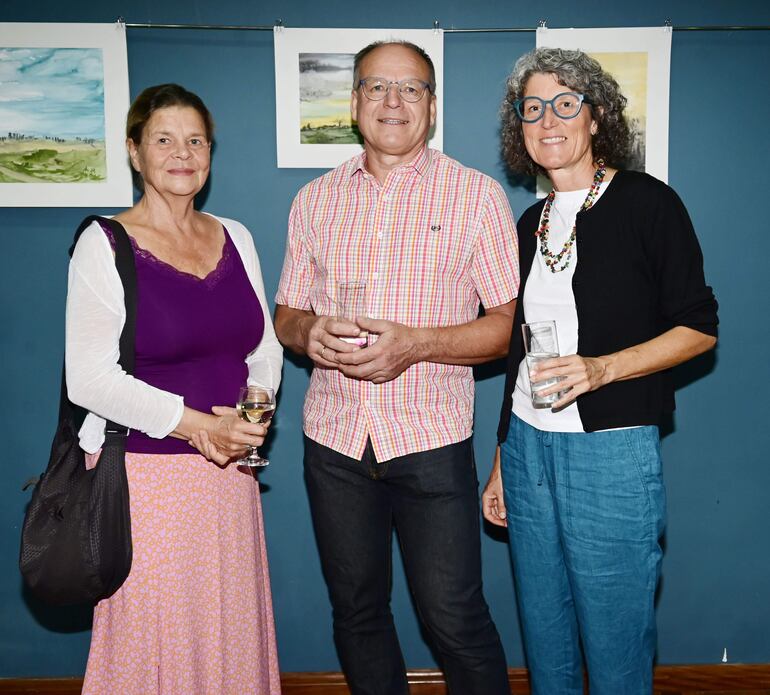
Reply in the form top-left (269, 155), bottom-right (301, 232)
top-left (187, 384), bottom-right (275, 466)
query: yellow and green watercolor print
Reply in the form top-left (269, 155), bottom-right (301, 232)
top-left (299, 53), bottom-right (362, 145)
top-left (589, 51), bottom-right (648, 172)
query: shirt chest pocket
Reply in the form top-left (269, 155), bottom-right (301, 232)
top-left (383, 223), bottom-right (475, 300)
top-left (405, 219), bottom-right (469, 264)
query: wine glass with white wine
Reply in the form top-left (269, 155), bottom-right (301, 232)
top-left (236, 384), bottom-right (276, 467)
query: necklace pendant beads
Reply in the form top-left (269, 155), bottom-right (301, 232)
top-left (535, 159), bottom-right (607, 273)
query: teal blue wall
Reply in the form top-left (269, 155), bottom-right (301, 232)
top-left (2, 0), bottom-right (769, 676)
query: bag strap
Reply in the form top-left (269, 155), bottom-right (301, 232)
top-left (66, 215), bottom-right (138, 438)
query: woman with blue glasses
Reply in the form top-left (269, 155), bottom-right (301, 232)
top-left (482, 47), bottom-right (718, 694)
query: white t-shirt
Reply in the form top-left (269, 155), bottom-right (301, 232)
top-left (511, 183), bottom-right (608, 433)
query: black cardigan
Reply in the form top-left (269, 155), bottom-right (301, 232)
top-left (497, 170), bottom-right (719, 441)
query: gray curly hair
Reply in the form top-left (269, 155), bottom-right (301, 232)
top-left (501, 47), bottom-right (631, 176)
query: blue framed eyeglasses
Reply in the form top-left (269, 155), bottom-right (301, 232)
top-left (358, 77), bottom-right (432, 103)
top-left (513, 92), bottom-right (592, 123)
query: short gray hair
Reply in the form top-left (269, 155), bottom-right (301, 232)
top-left (501, 47), bottom-right (631, 176)
top-left (352, 40), bottom-right (436, 95)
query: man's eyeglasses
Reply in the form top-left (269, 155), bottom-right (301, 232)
top-left (358, 77), bottom-right (432, 103)
top-left (513, 92), bottom-right (592, 123)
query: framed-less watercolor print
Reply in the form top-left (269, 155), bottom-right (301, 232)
top-left (0, 23), bottom-right (132, 207)
top-left (536, 26), bottom-right (672, 195)
top-left (274, 27), bottom-right (443, 169)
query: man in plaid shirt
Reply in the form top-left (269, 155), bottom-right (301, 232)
top-left (275, 40), bottom-right (519, 695)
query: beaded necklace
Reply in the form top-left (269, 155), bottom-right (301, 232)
top-left (536, 159), bottom-right (606, 273)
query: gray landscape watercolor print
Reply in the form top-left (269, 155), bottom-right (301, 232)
top-left (0, 47), bottom-right (107, 183)
top-left (299, 52), bottom-right (361, 145)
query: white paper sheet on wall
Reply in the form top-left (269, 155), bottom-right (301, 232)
top-left (535, 26), bottom-right (672, 195)
top-left (274, 27), bottom-right (444, 169)
top-left (0, 22), bottom-right (133, 207)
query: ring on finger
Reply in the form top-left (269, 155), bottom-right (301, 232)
top-left (320, 345), bottom-right (327, 359)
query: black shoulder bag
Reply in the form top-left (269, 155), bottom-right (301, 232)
top-left (20, 216), bottom-right (136, 605)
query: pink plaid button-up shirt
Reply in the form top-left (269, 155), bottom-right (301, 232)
top-left (276, 147), bottom-right (520, 462)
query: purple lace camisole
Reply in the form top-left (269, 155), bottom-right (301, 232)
top-left (100, 221), bottom-right (265, 454)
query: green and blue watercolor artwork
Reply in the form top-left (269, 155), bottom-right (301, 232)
top-left (0, 47), bottom-right (107, 184)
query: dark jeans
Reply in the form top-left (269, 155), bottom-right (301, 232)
top-left (304, 436), bottom-right (509, 695)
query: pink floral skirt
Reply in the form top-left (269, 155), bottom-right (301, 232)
top-left (82, 452), bottom-right (281, 694)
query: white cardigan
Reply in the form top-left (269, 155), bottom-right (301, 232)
top-left (65, 215), bottom-right (283, 453)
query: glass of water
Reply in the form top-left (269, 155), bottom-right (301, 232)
top-left (335, 280), bottom-right (368, 347)
top-left (522, 321), bottom-right (568, 409)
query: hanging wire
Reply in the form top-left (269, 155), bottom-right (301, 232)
top-left (118, 19), bottom-right (770, 33)
top-left (441, 24), bottom-right (770, 32)
top-left (122, 22), bottom-right (277, 31)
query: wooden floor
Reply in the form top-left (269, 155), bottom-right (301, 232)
top-left (1, 665), bottom-right (769, 694)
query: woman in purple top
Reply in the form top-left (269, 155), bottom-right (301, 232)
top-left (66, 84), bottom-right (283, 694)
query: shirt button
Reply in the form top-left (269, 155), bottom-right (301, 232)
top-left (377, 232), bottom-right (383, 239)
top-left (383, 193), bottom-right (391, 202)
top-left (372, 272), bottom-right (379, 280)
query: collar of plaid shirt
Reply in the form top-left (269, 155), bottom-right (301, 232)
top-left (351, 144), bottom-right (433, 181)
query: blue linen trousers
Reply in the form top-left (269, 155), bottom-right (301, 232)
top-left (501, 413), bottom-right (666, 695)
